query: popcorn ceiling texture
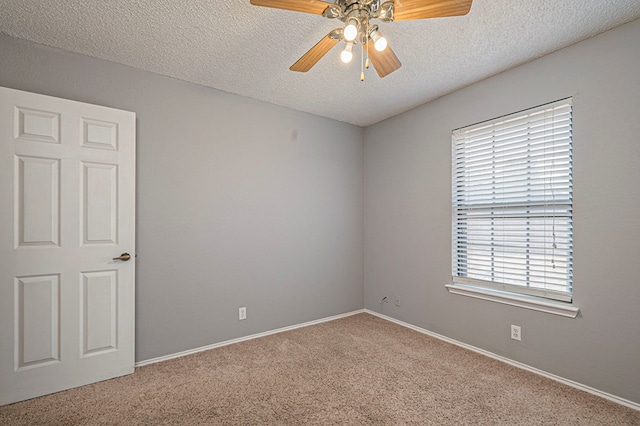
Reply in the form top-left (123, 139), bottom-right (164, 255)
top-left (0, 0), bottom-right (639, 126)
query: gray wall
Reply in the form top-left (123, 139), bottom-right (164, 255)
top-left (364, 18), bottom-right (640, 403)
top-left (0, 35), bottom-right (364, 362)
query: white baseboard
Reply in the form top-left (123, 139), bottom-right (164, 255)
top-left (135, 307), bottom-right (639, 411)
top-left (364, 309), bottom-right (640, 412)
top-left (135, 309), bottom-right (366, 368)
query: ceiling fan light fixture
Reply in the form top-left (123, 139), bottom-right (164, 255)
top-left (343, 17), bottom-right (359, 41)
top-left (250, 0), bottom-right (473, 79)
top-left (377, 1), bottom-right (395, 22)
top-left (323, 5), bottom-right (343, 19)
top-left (371, 28), bottom-right (387, 51)
top-left (340, 42), bottom-right (354, 63)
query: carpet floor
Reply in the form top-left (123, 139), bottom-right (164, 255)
top-left (1, 313), bottom-right (638, 425)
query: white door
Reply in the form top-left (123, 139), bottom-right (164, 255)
top-left (0, 87), bottom-right (136, 406)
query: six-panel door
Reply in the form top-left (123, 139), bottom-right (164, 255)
top-left (0, 87), bottom-right (136, 406)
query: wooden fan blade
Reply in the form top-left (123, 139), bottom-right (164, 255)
top-left (393, 0), bottom-right (473, 21)
top-left (290, 33), bottom-right (339, 72)
top-left (250, 0), bottom-right (332, 15)
top-left (365, 41), bottom-right (402, 78)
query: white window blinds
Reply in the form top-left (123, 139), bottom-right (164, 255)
top-left (452, 99), bottom-right (573, 302)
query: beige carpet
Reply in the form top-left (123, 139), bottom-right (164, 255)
top-left (1, 313), bottom-right (638, 425)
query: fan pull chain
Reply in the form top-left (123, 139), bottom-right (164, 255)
top-left (360, 40), bottom-right (365, 81)
top-left (366, 38), bottom-right (370, 69)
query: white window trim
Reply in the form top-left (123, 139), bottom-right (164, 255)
top-left (445, 282), bottom-right (579, 318)
top-left (451, 98), bottom-right (575, 304)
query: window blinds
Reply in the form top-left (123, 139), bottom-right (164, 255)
top-left (452, 99), bottom-right (573, 302)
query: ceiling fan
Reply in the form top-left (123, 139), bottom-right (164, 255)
top-left (249, 0), bottom-right (473, 80)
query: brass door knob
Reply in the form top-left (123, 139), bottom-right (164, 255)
top-left (113, 253), bottom-right (131, 261)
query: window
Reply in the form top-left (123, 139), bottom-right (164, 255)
top-left (451, 99), bottom-right (573, 303)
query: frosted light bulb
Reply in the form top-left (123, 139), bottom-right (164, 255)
top-left (374, 36), bottom-right (387, 51)
top-left (344, 19), bottom-right (358, 41)
top-left (340, 46), bottom-right (353, 63)
top-left (370, 28), bottom-right (388, 52)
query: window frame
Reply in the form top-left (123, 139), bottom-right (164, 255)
top-left (450, 99), bottom-right (575, 306)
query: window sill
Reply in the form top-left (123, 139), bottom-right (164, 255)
top-left (445, 283), bottom-right (580, 318)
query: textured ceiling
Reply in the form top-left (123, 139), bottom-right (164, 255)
top-left (1, 1), bottom-right (639, 126)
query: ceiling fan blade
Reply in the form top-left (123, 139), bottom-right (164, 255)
top-left (250, 0), bottom-right (332, 15)
top-left (393, 0), bottom-right (473, 21)
top-left (290, 32), bottom-right (340, 72)
top-left (365, 41), bottom-right (402, 78)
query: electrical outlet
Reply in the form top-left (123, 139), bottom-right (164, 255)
top-left (395, 296), bottom-right (401, 307)
top-left (239, 307), bottom-right (246, 321)
top-left (510, 324), bottom-right (521, 341)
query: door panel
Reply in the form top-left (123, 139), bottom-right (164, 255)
top-left (81, 118), bottom-right (118, 150)
top-left (15, 274), bottom-right (60, 369)
top-left (81, 270), bottom-right (118, 356)
top-left (81, 162), bottom-right (118, 245)
top-left (0, 86), bottom-right (136, 406)
top-left (15, 156), bottom-right (61, 247)
top-left (15, 107), bottom-right (60, 144)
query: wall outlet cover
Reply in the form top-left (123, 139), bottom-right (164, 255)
top-left (511, 324), bottom-right (521, 341)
